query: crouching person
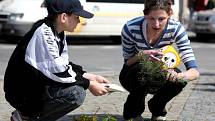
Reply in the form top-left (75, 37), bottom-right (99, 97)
top-left (4, 0), bottom-right (110, 120)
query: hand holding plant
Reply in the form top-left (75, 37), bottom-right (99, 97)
top-left (138, 53), bottom-right (187, 94)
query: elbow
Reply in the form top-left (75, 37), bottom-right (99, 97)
top-left (195, 70), bottom-right (200, 80)
top-left (191, 68), bottom-right (200, 81)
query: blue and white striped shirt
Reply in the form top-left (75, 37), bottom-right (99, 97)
top-left (121, 16), bottom-right (198, 69)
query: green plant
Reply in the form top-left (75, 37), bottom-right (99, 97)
top-left (74, 114), bottom-right (117, 121)
top-left (102, 114), bottom-right (117, 121)
top-left (138, 54), bottom-right (187, 94)
top-left (75, 115), bottom-right (97, 121)
top-left (73, 107), bottom-right (117, 121)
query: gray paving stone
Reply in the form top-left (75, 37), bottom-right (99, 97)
top-left (1, 74), bottom-right (215, 121)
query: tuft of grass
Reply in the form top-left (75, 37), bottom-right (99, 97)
top-left (138, 54), bottom-right (187, 94)
top-left (101, 114), bottom-right (117, 121)
top-left (73, 114), bottom-right (117, 121)
top-left (73, 107), bottom-right (117, 121)
top-left (74, 115), bottom-right (97, 121)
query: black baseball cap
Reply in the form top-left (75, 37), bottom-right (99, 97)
top-left (45, 0), bottom-right (94, 18)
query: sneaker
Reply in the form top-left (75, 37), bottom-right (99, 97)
top-left (151, 115), bottom-right (166, 121)
top-left (10, 110), bottom-right (29, 121)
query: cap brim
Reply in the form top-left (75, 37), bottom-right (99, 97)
top-left (73, 10), bottom-right (94, 18)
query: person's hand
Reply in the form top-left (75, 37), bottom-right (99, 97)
top-left (88, 81), bottom-right (109, 96)
top-left (138, 50), bottom-right (163, 62)
top-left (166, 68), bottom-right (178, 82)
top-left (83, 73), bottom-right (110, 83)
top-left (83, 73), bottom-right (110, 96)
top-left (92, 75), bottom-right (110, 83)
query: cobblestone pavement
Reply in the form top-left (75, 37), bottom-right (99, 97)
top-left (178, 74), bottom-right (215, 121)
top-left (0, 73), bottom-right (215, 121)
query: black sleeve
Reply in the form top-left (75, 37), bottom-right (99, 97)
top-left (69, 62), bottom-right (90, 90)
top-left (69, 62), bottom-right (86, 75)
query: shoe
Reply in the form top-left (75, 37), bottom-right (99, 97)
top-left (124, 115), bottom-right (144, 121)
top-left (56, 115), bottom-right (71, 121)
top-left (151, 115), bottom-right (166, 121)
top-left (10, 110), bottom-right (29, 121)
top-left (11, 110), bottom-right (22, 121)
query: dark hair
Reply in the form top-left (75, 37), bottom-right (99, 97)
top-left (47, 14), bottom-right (58, 21)
top-left (46, 13), bottom-right (73, 23)
top-left (143, 0), bottom-right (173, 15)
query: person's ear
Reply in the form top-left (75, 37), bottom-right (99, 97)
top-left (60, 13), bottom-right (67, 23)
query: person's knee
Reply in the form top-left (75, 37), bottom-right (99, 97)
top-left (171, 82), bottom-right (185, 93)
top-left (75, 86), bottom-right (86, 106)
top-left (64, 86), bottom-right (86, 107)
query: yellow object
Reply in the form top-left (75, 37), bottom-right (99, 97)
top-left (160, 45), bottom-right (180, 69)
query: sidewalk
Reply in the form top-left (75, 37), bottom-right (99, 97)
top-left (0, 73), bottom-right (215, 121)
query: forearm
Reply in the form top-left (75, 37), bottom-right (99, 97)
top-left (126, 54), bottom-right (139, 66)
top-left (82, 73), bottom-right (94, 81)
top-left (177, 68), bottom-right (200, 81)
top-left (83, 73), bottom-right (110, 83)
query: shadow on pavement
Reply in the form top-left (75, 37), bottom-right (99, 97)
top-left (0, 35), bottom-right (22, 44)
top-left (197, 82), bottom-right (215, 87)
top-left (189, 35), bottom-right (215, 43)
top-left (192, 88), bottom-right (215, 92)
top-left (192, 82), bottom-right (215, 92)
top-left (1, 34), bottom-right (215, 45)
top-left (66, 36), bottom-right (121, 45)
top-left (0, 35), bottom-right (122, 45)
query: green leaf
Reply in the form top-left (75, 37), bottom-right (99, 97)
top-left (102, 114), bottom-right (117, 121)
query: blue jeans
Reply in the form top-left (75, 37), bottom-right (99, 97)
top-left (31, 85), bottom-right (86, 121)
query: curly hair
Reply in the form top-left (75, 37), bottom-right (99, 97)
top-left (143, 0), bottom-right (173, 15)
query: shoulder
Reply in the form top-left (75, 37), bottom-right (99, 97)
top-left (35, 23), bottom-right (52, 35)
top-left (122, 16), bottom-right (145, 33)
top-left (125, 16), bottom-right (145, 27)
top-left (167, 18), bottom-right (186, 33)
top-left (168, 18), bottom-right (182, 27)
top-left (34, 23), bottom-right (55, 40)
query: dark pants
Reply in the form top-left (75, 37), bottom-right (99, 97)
top-left (29, 85), bottom-right (86, 121)
top-left (119, 64), bottom-right (186, 120)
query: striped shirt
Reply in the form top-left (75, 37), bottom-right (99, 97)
top-left (121, 16), bottom-right (198, 69)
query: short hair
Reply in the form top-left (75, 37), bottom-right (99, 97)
top-left (143, 0), bottom-right (173, 15)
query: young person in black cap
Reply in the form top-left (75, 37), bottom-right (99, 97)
top-left (4, 0), bottom-right (110, 120)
